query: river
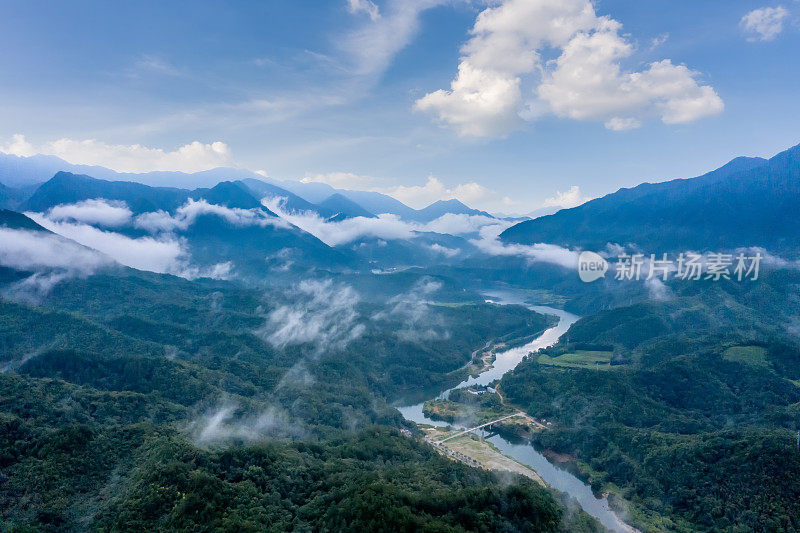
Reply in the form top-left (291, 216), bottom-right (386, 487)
top-left (397, 292), bottom-right (635, 533)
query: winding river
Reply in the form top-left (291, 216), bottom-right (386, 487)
top-left (397, 292), bottom-right (635, 533)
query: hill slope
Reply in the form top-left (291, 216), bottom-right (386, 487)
top-left (24, 172), bottom-right (190, 214)
top-left (501, 144), bottom-right (800, 254)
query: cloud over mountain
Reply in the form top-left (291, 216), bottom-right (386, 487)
top-left (1, 135), bottom-right (233, 173)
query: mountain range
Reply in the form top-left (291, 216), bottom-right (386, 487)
top-left (501, 142), bottom-right (800, 256)
top-left (1, 152), bottom-right (500, 223)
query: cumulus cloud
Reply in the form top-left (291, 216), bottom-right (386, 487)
top-left (45, 199), bottom-right (133, 227)
top-left (0, 134), bottom-right (233, 173)
top-left (741, 6), bottom-right (789, 41)
top-left (134, 199), bottom-right (290, 234)
top-left (541, 186), bottom-right (592, 209)
top-left (257, 279), bottom-right (366, 353)
top-left (416, 0), bottom-right (723, 137)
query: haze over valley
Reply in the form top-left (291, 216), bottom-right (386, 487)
top-left (2, 1), bottom-right (800, 532)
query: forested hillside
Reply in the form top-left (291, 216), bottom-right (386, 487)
top-left (0, 264), bottom-right (591, 531)
top-left (500, 271), bottom-right (800, 532)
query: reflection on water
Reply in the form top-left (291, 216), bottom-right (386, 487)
top-left (486, 435), bottom-right (634, 532)
top-left (398, 292), bottom-right (635, 533)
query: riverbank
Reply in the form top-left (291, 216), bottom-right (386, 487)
top-left (398, 301), bottom-right (639, 533)
top-left (421, 426), bottom-right (545, 486)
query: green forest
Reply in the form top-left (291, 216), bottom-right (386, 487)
top-left (0, 267), bottom-right (597, 532)
top-left (499, 271), bottom-right (800, 532)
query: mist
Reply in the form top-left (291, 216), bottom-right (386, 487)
top-left (192, 401), bottom-right (306, 445)
top-left (256, 279), bottom-right (365, 353)
top-left (373, 278), bottom-right (450, 342)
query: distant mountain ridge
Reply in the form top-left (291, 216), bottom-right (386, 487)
top-left (1, 152), bottom-right (493, 222)
top-left (16, 172), bottom-right (357, 276)
top-left (500, 143), bottom-right (800, 255)
top-left (24, 172), bottom-right (190, 214)
top-left (0, 152), bottom-right (264, 189)
top-left (318, 193), bottom-right (375, 220)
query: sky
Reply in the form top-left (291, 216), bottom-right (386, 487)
top-left (1, 0), bottom-right (799, 213)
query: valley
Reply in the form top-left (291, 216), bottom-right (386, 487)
top-left (1, 142), bottom-right (800, 532)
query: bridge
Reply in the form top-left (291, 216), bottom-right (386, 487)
top-left (438, 412), bottom-right (526, 442)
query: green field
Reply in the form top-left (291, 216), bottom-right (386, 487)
top-left (722, 346), bottom-right (769, 367)
top-left (537, 350), bottom-right (614, 370)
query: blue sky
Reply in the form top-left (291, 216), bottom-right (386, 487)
top-left (1, 0), bottom-right (799, 213)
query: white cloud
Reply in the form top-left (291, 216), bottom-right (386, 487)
top-left (415, 61), bottom-right (525, 137)
top-left (541, 185), bottom-right (592, 209)
top-left (299, 173), bottom-right (520, 213)
top-left (134, 199), bottom-right (291, 234)
top-left (22, 199), bottom-right (287, 279)
top-left (341, 0), bottom-right (446, 77)
top-left (470, 224), bottom-right (580, 269)
top-left (347, 0), bottom-right (380, 21)
top-left (26, 214), bottom-right (187, 275)
top-left (0, 227), bottom-right (114, 301)
top-left (645, 277), bottom-right (671, 301)
top-left (193, 402), bottom-right (304, 444)
top-left (46, 199), bottom-right (133, 227)
top-left (130, 54), bottom-right (181, 76)
top-left (650, 33), bottom-right (669, 49)
top-left (416, 0), bottom-right (723, 137)
top-left (301, 171), bottom-right (384, 190)
top-left (25, 209), bottom-right (231, 280)
top-left (383, 176), bottom-right (451, 208)
top-left (741, 6), bottom-right (789, 41)
top-left (263, 196), bottom-right (505, 246)
top-left (256, 279), bottom-right (365, 353)
top-left (383, 176), bottom-right (507, 210)
top-left (373, 278), bottom-right (450, 342)
top-left (426, 243), bottom-right (459, 257)
top-left (263, 197), bottom-right (415, 245)
top-left (0, 134), bottom-right (233, 173)
top-left (422, 213), bottom-right (509, 235)
top-left (604, 117), bottom-right (641, 131)
top-left (0, 134), bottom-right (36, 157)
top-left (0, 227), bottom-right (112, 275)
